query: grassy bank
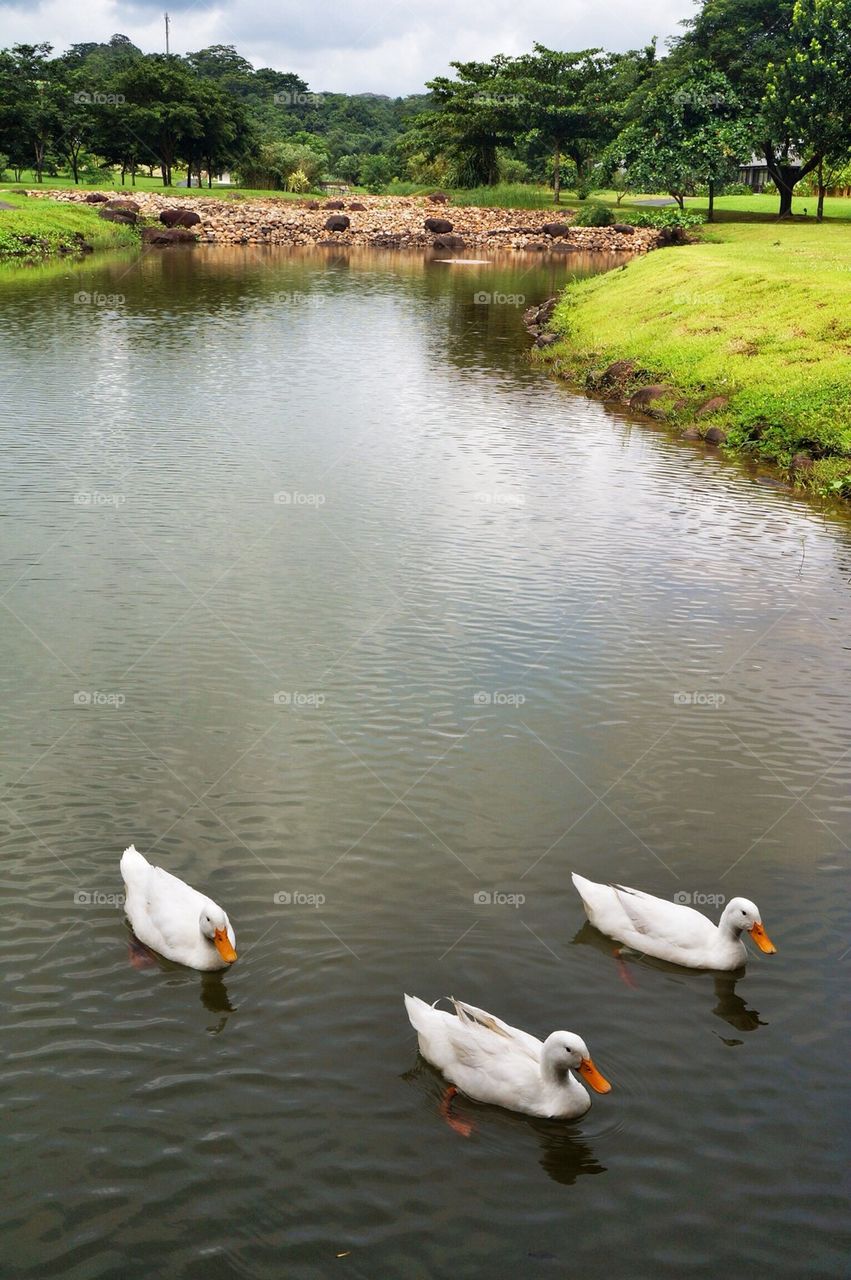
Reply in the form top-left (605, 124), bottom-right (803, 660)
top-left (538, 216), bottom-right (851, 497)
top-left (0, 193), bottom-right (139, 260)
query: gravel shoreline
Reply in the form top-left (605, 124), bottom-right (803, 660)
top-left (24, 189), bottom-right (662, 254)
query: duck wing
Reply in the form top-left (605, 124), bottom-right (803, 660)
top-left (612, 884), bottom-right (718, 952)
top-left (450, 998), bottom-right (542, 1062)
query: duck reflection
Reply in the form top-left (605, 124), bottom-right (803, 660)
top-left (200, 973), bottom-right (236, 1035)
top-left (530, 1118), bottom-right (607, 1185)
top-left (404, 1056), bottom-right (606, 1186)
top-left (710, 973), bottom-right (765, 1034)
top-left (572, 922), bottom-right (766, 1034)
top-left (125, 926), bottom-right (236, 1033)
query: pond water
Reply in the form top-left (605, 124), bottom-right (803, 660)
top-left (2, 245), bottom-right (849, 1279)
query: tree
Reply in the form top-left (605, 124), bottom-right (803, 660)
top-left (0, 44), bottom-right (58, 182)
top-left (334, 152), bottom-right (363, 183)
top-left (359, 152), bottom-right (395, 191)
top-left (510, 46), bottom-right (611, 202)
top-left (413, 56), bottom-right (518, 186)
top-left (184, 78), bottom-right (256, 186)
top-left (612, 63), bottom-right (752, 217)
top-left (677, 0), bottom-right (831, 216)
top-left (46, 65), bottom-right (98, 183)
top-left (110, 56), bottom-right (202, 186)
top-left (765, 0), bottom-right (851, 219)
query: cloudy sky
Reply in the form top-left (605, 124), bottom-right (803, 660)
top-left (0, 0), bottom-right (693, 95)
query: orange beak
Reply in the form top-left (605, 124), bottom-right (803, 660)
top-left (578, 1056), bottom-right (612, 1094)
top-left (749, 921), bottom-right (776, 954)
top-left (214, 927), bottom-right (237, 963)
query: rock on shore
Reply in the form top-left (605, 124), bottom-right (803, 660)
top-left (26, 189), bottom-right (662, 254)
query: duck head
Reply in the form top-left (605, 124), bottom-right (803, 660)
top-left (542, 1032), bottom-right (611, 1092)
top-left (200, 905), bottom-right (237, 963)
top-left (721, 897), bottom-right (776, 954)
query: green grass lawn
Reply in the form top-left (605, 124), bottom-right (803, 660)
top-left (0, 192), bottom-right (139, 260)
top-left (540, 216), bottom-right (851, 496)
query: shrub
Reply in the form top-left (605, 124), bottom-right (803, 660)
top-left (574, 202), bottom-right (614, 227)
top-left (236, 141), bottom-right (324, 190)
top-left (286, 168), bottom-right (310, 193)
top-left (629, 208), bottom-right (705, 230)
top-left (497, 152), bottom-right (531, 184)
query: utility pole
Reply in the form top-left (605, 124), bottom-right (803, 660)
top-left (164, 12), bottom-right (170, 55)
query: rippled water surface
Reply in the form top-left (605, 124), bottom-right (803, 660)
top-left (2, 245), bottom-right (850, 1279)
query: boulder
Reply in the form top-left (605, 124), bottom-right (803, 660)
top-left (424, 217), bottom-right (453, 234)
top-left (704, 426), bottom-right (728, 445)
top-left (433, 233), bottom-right (465, 249)
top-left (629, 385), bottom-right (673, 410)
top-left (348, 201), bottom-right (367, 211)
top-left (600, 359), bottom-right (635, 388)
top-left (324, 214), bottom-right (350, 232)
top-left (535, 334), bottom-right (560, 348)
top-left (428, 191), bottom-right (449, 203)
top-left (98, 208), bottom-right (136, 225)
top-left (141, 226), bottom-right (198, 245)
top-left (682, 427), bottom-right (701, 441)
top-left (324, 200), bottom-right (345, 210)
top-left (696, 395), bottom-right (729, 417)
top-left (104, 199), bottom-right (140, 213)
top-left (524, 241), bottom-right (548, 252)
top-left (541, 222), bottom-right (571, 238)
top-left (160, 207), bottom-right (201, 228)
top-left (84, 193), bottom-right (109, 203)
top-left (657, 225), bottom-right (689, 247)
top-left (303, 200), bottom-right (320, 210)
top-left (612, 223), bottom-right (636, 234)
top-left (523, 297), bottom-right (557, 332)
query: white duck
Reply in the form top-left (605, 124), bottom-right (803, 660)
top-left (404, 995), bottom-right (611, 1120)
top-left (120, 845), bottom-right (237, 971)
top-left (571, 872), bottom-right (776, 971)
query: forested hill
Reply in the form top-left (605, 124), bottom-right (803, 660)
top-left (0, 35), bottom-right (430, 187)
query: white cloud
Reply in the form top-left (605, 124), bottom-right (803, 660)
top-left (0, 0), bottom-right (690, 94)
